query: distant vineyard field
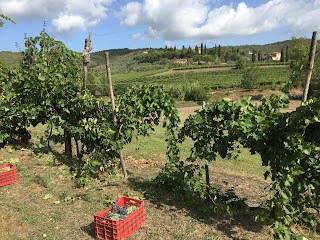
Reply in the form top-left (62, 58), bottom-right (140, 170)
top-left (112, 69), bottom-right (168, 81)
top-left (111, 66), bottom-right (291, 95)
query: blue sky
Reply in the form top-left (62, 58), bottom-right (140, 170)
top-left (1, 0), bottom-right (319, 53)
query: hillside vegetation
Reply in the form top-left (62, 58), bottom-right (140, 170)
top-left (0, 42), bottom-right (292, 103)
top-left (0, 38), bottom-right (301, 72)
top-left (0, 51), bottom-right (22, 69)
top-left (0, 38), bottom-right (310, 101)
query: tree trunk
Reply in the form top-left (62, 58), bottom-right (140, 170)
top-left (64, 128), bottom-right (72, 157)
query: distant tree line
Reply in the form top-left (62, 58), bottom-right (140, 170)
top-left (134, 42), bottom-right (291, 65)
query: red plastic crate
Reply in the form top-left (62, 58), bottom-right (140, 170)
top-left (94, 196), bottom-right (145, 240)
top-left (0, 163), bottom-right (18, 187)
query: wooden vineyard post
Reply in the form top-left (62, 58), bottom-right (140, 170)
top-left (205, 164), bottom-right (210, 202)
top-left (65, 33), bottom-right (92, 157)
top-left (82, 32), bottom-right (92, 92)
top-left (105, 52), bottom-right (128, 179)
top-left (302, 31), bottom-right (318, 103)
top-left (202, 101), bottom-right (211, 201)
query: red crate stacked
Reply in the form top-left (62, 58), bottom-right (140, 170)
top-left (0, 163), bottom-right (18, 187)
top-left (94, 196), bottom-right (145, 240)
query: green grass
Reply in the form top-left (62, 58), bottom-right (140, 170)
top-left (122, 124), bottom-right (266, 177)
top-left (213, 148), bottom-right (267, 176)
top-left (122, 125), bottom-right (195, 162)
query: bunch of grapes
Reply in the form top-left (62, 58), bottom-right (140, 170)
top-left (111, 205), bottom-right (121, 214)
top-left (104, 204), bottom-right (138, 221)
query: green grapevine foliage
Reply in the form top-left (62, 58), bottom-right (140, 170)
top-left (0, 31), bottom-right (82, 146)
top-left (157, 84), bottom-right (320, 239)
top-left (1, 30), bottom-right (320, 239)
top-left (0, 13), bottom-right (15, 26)
top-left (0, 31), bottom-right (180, 187)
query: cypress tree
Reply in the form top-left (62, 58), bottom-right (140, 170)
top-left (187, 45), bottom-right (192, 58)
top-left (285, 46), bottom-right (289, 62)
top-left (218, 45), bottom-right (221, 57)
top-left (252, 49), bottom-right (256, 63)
top-left (195, 45), bottom-right (199, 55)
top-left (280, 48), bottom-right (284, 62)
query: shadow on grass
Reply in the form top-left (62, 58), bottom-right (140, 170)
top-left (30, 144), bottom-right (80, 168)
top-left (6, 139), bottom-right (32, 150)
top-left (250, 94), bottom-right (263, 101)
top-left (127, 176), bottom-right (270, 240)
top-left (80, 222), bottom-right (95, 238)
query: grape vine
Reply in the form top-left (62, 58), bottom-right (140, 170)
top-left (0, 31), bottom-right (180, 186)
top-left (157, 85), bottom-right (320, 239)
top-left (1, 30), bottom-right (319, 239)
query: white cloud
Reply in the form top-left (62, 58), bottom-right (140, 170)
top-left (132, 32), bottom-right (143, 41)
top-left (2, 0), bottom-right (319, 40)
top-left (119, 0), bottom-right (320, 41)
top-left (120, 0), bottom-right (209, 39)
top-left (119, 2), bottom-right (143, 26)
top-left (0, 0), bottom-right (112, 34)
top-left (52, 15), bottom-right (87, 34)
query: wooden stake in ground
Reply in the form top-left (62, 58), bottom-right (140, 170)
top-left (105, 52), bottom-right (128, 179)
top-left (202, 101), bottom-right (211, 201)
top-left (302, 31), bottom-right (318, 103)
top-left (65, 33), bottom-right (92, 157)
top-left (82, 33), bottom-right (92, 92)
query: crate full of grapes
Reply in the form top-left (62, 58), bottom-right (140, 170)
top-left (0, 163), bottom-right (18, 187)
top-left (94, 196), bottom-right (145, 240)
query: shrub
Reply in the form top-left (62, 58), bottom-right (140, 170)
top-left (167, 87), bottom-right (186, 100)
top-left (235, 57), bottom-right (246, 69)
top-left (184, 87), bottom-right (210, 102)
top-left (241, 66), bottom-right (260, 89)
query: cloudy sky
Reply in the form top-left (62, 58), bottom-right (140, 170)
top-left (1, 0), bottom-right (319, 52)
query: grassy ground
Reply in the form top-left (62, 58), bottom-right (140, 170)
top-left (0, 91), bottom-right (319, 240)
